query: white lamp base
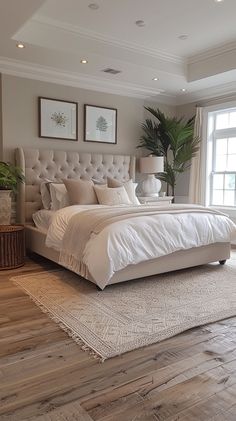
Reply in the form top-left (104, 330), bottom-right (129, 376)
top-left (141, 174), bottom-right (162, 197)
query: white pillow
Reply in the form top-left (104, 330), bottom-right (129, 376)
top-left (94, 185), bottom-right (132, 206)
top-left (49, 183), bottom-right (70, 210)
top-left (123, 180), bottom-right (140, 205)
top-left (107, 177), bottom-right (140, 205)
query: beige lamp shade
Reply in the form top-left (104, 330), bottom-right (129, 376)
top-left (139, 156), bottom-right (164, 174)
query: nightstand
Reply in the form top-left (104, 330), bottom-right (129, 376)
top-left (0, 225), bottom-right (25, 270)
top-left (138, 196), bottom-right (173, 205)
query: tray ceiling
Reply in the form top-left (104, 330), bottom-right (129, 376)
top-left (1, 0), bottom-right (236, 104)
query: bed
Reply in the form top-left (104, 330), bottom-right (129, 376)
top-left (15, 147), bottom-right (235, 289)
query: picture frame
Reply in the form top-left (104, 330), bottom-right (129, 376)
top-left (39, 97), bottom-right (78, 141)
top-left (84, 104), bottom-right (117, 144)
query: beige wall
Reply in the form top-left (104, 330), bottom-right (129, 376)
top-left (0, 74), bottom-right (3, 160)
top-left (1, 74), bottom-right (176, 163)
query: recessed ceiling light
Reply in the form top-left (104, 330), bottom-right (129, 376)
top-left (180, 88), bottom-right (187, 92)
top-left (88, 3), bottom-right (99, 9)
top-left (16, 42), bottom-right (25, 49)
top-left (153, 77), bottom-right (159, 81)
top-left (135, 20), bottom-right (146, 27)
top-left (178, 34), bottom-right (188, 40)
top-left (80, 59), bottom-right (88, 64)
top-left (215, 0), bottom-right (224, 3)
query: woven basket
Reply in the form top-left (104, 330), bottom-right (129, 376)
top-left (0, 225), bottom-right (25, 270)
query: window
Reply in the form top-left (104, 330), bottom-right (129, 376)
top-left (207, 108), bottom-right (236, 208)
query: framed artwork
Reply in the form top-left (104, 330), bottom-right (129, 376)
top-left (84, 104), bottom-right (117, 144)
top-left (39, 97), bottom-right (78, 141)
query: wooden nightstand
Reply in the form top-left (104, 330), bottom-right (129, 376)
top-left (0, 225), bottom-right (25, 270)
top-left (138, 196), bottom-right (173, 205)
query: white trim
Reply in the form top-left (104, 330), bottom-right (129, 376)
top-left (2, 55), bottom-right (236, 106)
top-left (201, 108), bottom-right (209, 206)
top-left (203, 103), bottom-right (236, 209)
top-left (176, 83), bottom-right (236, 106)
top-left (0, 56), bottom-right (173, 101)
top-left (32, 16), bottom-right (184, 65)
top-left (188, 41), bottom-right (236, 65)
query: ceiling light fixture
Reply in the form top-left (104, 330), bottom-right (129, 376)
top-left (16, 42), bottom-right (25, 49)
top-left (88, 3), bottom-right (99, 9)
top-left (178, 34), bottom-right (188, 40)
top-left (135, 20), bottom-right (146, 27)
top-left (215, 0), bottom-right (224, 3)
top-left (153, 77), bottom-right (159, 81)
top-left (180, 88), bottom-right (187, 92)
top-left (80, 59), bottom-right (88, 64)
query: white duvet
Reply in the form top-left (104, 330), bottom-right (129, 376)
top-left (45, 204), bottom-right (236, 289)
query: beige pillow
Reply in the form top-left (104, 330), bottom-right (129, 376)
top-left (94, 185), bottom-right (132, 206)
top-left (107, 177), bottom-right (123, 188)
top-left (107, 177), bottom-right (140, 205)
top-left (63, 179), bottom-right (98, 205)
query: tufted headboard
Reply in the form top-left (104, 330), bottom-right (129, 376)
top-left (15, 147), bottom-right (136, 224)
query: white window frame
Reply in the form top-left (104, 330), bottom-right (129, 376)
top-left (202, 101), bottom-right (236, 219)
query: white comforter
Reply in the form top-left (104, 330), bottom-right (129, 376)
top-left (45, 204), bottom-right (236, 289)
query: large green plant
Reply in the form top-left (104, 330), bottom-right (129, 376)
top-left (138, 107), bottom-right (200, 196)
top-left (0, 162), bottom-right (25, 193)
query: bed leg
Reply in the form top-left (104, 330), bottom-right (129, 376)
top-left (219, 260), bottom-right (226, 265)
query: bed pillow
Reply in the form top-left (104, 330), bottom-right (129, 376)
top-left (63, 178), bottom-right (98, 205)
top-left (94, 185), bottom-right (132, 206)
top-left (92, 177), bottom-right (107, 185)
top-left (107, 177), bottom-right (140, 205)
top-left (40, 179), bottom-right (53, 209)
top-left (49, 183), bottom-right (70, 210)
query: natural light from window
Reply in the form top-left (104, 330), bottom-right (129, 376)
top-left (207, 108), bottom-right (236, 208)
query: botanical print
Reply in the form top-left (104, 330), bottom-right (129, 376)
top-left (84, 105), bottom-right (117, 144)
top-left (96, 116), bottom-right (108, 133)
top-left (51, 112), bottom-right (68, 128)
top-left (39, 98), bottom-right (78, 141)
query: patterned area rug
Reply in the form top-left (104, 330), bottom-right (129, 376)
top-left (12, 258), bottom-right (236, 360)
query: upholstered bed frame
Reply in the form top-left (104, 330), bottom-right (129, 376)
top-left (15, 147), bottom-right (230, 286)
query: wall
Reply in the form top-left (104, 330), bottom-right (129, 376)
top-left (0, 74), bottom-right (3, 160)
top-left (1, 74), bottom-right (176, 163)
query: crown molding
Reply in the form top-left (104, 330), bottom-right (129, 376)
top-left (188, 41), bottom-right (236, 65)
top-left (32, 16), bottom-right (184, 65)
top-left (0, 56), bottom-right (175, 101)
top-left (176, 81), bottom-right (236, 105)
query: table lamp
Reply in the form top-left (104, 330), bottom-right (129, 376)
top-left (139, 155), bottom-right (164, 197)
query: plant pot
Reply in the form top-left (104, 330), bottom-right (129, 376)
top-left (0, 190), bottom-right (12, 225)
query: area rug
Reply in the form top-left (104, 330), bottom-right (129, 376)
top-left (12, 259), bottom-right (236, 360)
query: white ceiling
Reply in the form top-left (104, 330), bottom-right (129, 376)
top-left (1, 0), bottom-right (236, 104)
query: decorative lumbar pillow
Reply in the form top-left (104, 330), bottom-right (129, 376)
top-left (63, 178), bottom-right (98, 205)
top-left (94, 185), bottom-right (132, 206)
top-left (49, 183), bottom-right (70, 210)
top-left (107, 177), bottom-right (140, 205)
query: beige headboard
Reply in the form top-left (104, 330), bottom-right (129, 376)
top-left (15, 147), bottom-right (136, 224)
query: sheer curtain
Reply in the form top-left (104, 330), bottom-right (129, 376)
top-left (189, 106), bottom-right (204, 204)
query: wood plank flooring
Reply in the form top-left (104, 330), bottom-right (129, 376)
top-left (1, 251), bottom-right (236, 420)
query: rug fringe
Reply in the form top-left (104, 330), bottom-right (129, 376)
top-left (11, 277), bottom-right (106, 363)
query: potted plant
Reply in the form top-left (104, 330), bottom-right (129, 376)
top-left (0, 162), bottom-right (25, 225)
top-left (138, 107), bottom-right (200, 198)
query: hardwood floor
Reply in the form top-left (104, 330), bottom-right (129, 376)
top-left (1, 252), bottom-right (236, 420)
